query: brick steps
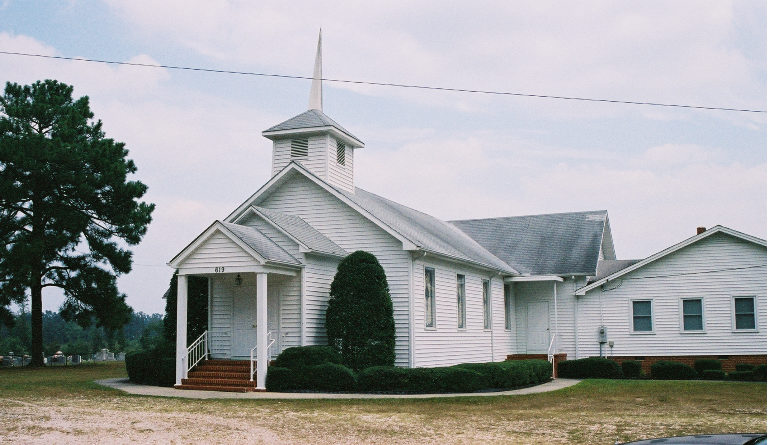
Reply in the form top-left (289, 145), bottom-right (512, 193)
top-left (175, 359), bottom-right (259, 392)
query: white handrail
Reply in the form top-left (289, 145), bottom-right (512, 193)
top-left (183, 330), bottom-right (208, 378)
top-left (546, 334), bottom-right (557, 378)
top-left (250, 331), bottom-right (275, 382)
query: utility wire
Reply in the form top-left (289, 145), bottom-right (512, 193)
top-left (1, 50), bottom-right (764, 113)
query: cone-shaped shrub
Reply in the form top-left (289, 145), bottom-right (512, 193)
top-left (326, 251), bottom-right (395, 371)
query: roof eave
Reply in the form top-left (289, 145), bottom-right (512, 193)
top-left (262, 126), bottom-right (364, 148)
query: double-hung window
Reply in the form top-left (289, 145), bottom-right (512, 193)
top-left (424, 267), bottom-right (435, 328)
top-left (734, 297), bottom-right (756, 330)
top-left (482, 279), bottom-right (491, 330)
top-left (456, 274), bottom-right (466, 329)
top-left (681, 298), bottom-right (703, 331)
top-left (632, 300), bottom-right (653, 332)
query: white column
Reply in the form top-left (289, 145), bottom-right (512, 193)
top-left (256, 272), bottom-right (268, 390)
top-left (175, 274), bottom-right (188, 386)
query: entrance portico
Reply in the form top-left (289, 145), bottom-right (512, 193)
top-left (169, 221), bottom-right (302, 390)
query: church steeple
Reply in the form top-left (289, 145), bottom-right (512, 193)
top-left (308, 30), bottom-right (323, 111)
top-left (262, 31), bottom-right (364, 193)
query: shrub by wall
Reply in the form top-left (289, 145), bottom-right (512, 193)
top-left (700, 370), bottom-right (725, 380)
top-left (752, 364), bottom-right (766, 382)
top-left (272, 346), bottom-right (342, 370)
top-left (735, 363), bottom-right (756, 372)
top-left (557, 357), bottom-right (622, 379)
top-left (727, 371), bottom-right (754, 381)
top-left (306, 363), bottom-right (357, 392)
top-left (694, 359), bottom-right (722, 376)
top-left (650, 361), bottom-right (697, 380)
top-left (621, 361), bottom-right (644, 379)
top-left (125, 348), bottom-right (175, 387)
top-left (265, 366), bottom-right (298, 392)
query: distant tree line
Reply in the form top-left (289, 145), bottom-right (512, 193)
top-left (0, 309), bottom-right (164, 358)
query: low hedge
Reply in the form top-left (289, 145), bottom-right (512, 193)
top-left (125, 348), bottom-right (175, 387)
top-left (650, 361), bottom-right (697, 380)
top-left (735, 363), bottom-right (755, 372)
top-left (694, 359), bottom-right (721, 376)
top-left (455, 360), bottom-right (550, 389)
top-left (727, 371), bottom-right (754, 381)
top-left (272, 346), bottom-right (342, 370)
top-left (621, 361), bottom-right (644, 379)
top-left (266, 362), bottom-right (357, 392)
top-left (701, 370), bottom-right (725, 380)
top-left (557, 357), bottom-right (622, 379)
top-left (753, 364), bottom-right (767, 382)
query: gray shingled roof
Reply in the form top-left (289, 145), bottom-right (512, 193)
top-left (450, 211), bottom-right (608, 275)
top-left (221, 222), bottom-right (301, 266)
top-left (252, 206), bottom-right (348, 257)
top-left (263, 109), bottom-right (361, 144)
top-left (588, 259), bottom-right (641, 283)
top-left (335, 187), bottom-right (517, 274)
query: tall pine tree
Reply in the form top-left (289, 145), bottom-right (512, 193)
top-left (0, 80), bottom-right (154, 366)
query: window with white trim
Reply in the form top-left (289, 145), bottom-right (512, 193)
top-left (734, 296), bottom-right (756, 330)
top-left (291, 138), bottom-right (308, 158)
top-left (456, 274), bottom-right (466, 329)
top-left (632, 300), bottom-right (653, 332)
top-left (504, 284), bottom-right (513, 331)
top-left (682, 298), bottom-right (703, 331)
top-left (482, 279), bottom-right (491, 330)
top-left (336, 140), bottom-right (346, 165)
top-left (425, 267), bottom-right (435, 328)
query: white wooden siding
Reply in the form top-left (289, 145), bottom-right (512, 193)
top-left (209, 275), bottom-right (233, 358)
top-left (180, 231), bottom-right (259, 269)
top-left (271, 135), bottom-right (328, 177)
top-left (577, 233), bottom-right (767, 357)
top-left (412, 256), bottom-right (514, 367)
top-left (302, 255), bottom-right (341, 346)
top-left (326, 137), bottom-right (354, 193)
top-left (513, 278), bottom-right (579, 357)
top-left (259, 174), bottom-right (412, 366)
top-left (268, 273), bottom-right (302, 351)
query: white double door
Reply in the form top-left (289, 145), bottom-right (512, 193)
top-left (232, 284), bottom-right (280, 358)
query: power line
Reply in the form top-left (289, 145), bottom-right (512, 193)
top-left (1, 50), bottom-right (764, 114)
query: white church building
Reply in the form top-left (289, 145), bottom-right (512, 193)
top-left (168, 37), bottom-right (766, 391)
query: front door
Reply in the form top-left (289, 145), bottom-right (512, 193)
top-left (526, 301), bottom-right (550, 353)
top-left (232, 283), bottom-right (257, 358)
top-left (267, 287), bottom-right (281, 359)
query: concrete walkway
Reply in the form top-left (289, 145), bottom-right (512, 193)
top-left (96, 377), bottom-right (580, 400)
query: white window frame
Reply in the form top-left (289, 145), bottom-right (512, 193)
top-left (424, 267), bottom-right (436, 329)
top-left (482, 279), bottom-right (491, 330)
top-left (630, 299), bottom-right (654, 334)
top-left (732, 296), bottom-right (758, 332)
top-left (456, 274), bottom-right (466, 330)
top-left (504, 284), bottom-right (513, 331)
top-left (679, 297), bottom-right (705, 333)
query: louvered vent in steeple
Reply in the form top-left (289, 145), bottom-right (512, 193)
top-left (291, 139), bottom-right (308, 158)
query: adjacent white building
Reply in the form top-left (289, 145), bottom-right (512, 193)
top-left (167, 37), bottom-right (766, 390)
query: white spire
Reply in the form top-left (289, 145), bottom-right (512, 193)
top-left (308, 29), bottom-right (323, 111)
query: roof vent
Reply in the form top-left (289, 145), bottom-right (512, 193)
top-left (696, 226), bottom-right (706, 235)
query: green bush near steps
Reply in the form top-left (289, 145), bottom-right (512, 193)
top-left (557, 357), bottom-right (622, 379)
top-left (621, 360), bottom-right (644, 379)
top-left (125, 348), bottom-right (175, 387)
top-left (272, 346), bottom-right (342, 370)
top-left (694, 359), bottom-right (722, 376)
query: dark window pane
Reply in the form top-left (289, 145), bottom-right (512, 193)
top-left (683, 299), bottom-right (702, 316)
top-left (735, 314), bottom-right (756, 330)
top-left (633, 301), bottom-right (652, 316)
top-left (735, 298), bottom-right (754, 314)
top-left (633, 316), bottom-right (652, 331)
top-left (683, 314), bottom-right (703, 331)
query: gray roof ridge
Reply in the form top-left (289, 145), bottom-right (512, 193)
top-left (249, 205), bottom-right (347, 257)
top-left (221, 221), bottom-right (301, 265)
top-left (449, 209), bottom-right (608, 223)
top-left (264, 109), bottom-right (360, 143)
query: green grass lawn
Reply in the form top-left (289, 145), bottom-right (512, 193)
top-left (0, 362), bottom-right (764, 444)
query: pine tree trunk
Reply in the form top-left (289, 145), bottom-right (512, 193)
top-left (29, 277), bottom-right (44, 367)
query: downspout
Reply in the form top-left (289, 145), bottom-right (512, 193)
top-left (409, 250), bottom-right (426, 368)
top-left (574, 280), bottom-right (579, 359)
top-left (553, 281), bottom-right (559, 356)
top-left (490, 275), bottom-right (496, 362)
top-left (300, 263), bottom-right (306, 346)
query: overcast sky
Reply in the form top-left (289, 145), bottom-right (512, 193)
top-left (1, 1), bottom-right (765, 315)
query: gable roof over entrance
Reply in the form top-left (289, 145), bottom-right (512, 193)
top-left (450, 211), bottom-right (611, 276)
top-left (168, 220), bottom-right (302, 270)
top-left (575, 225), bottom-right (767, 295)
top-left (245, 206), bottom-right (348, 258)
